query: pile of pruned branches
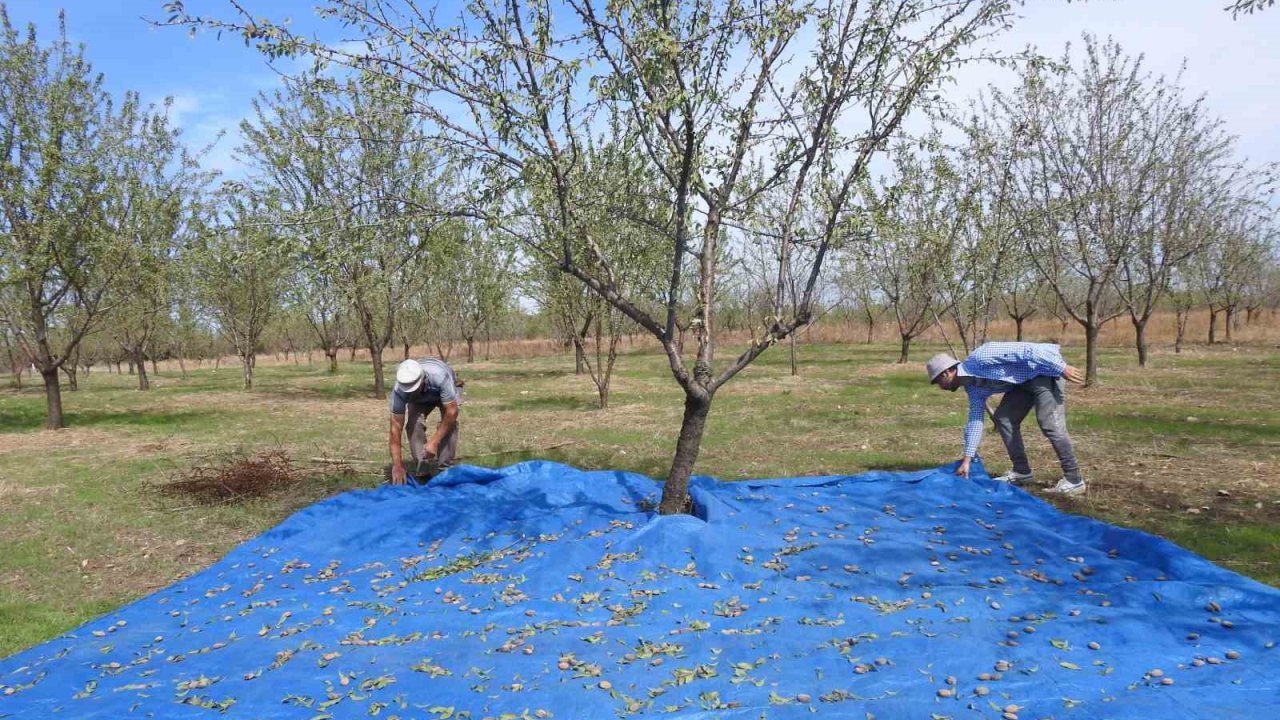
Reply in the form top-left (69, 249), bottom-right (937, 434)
top-left (159, 450), bottom-right (298, 505)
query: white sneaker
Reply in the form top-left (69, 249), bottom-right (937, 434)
top-left (991, 470), bottom-right (1033, 485)
top-left (1044, 478), bottom-right (1086, 495)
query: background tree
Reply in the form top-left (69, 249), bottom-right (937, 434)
top-left (1192, 189), bottom-right (1277, 344)
top-left (934, 126), bottom-right (1020, 353)
top-left (863, 145), bottom-right (952, 363)
top-left (997, 37), bottom-right (1165, 384)
top-left (107, 97), bottom-right (210, 389)
top-left (1109, 73), bottom-right (1233, 366)
top-left (189, 189), bottom-right (289, 389)
top-left (0, 10), bottom-right (131, 427)
top-left (238, 70), bottom-right (452, 398)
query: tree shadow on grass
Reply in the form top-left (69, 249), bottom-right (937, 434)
top-left (0, 406), bottom-right (234, 434)
top-left (494, 394), bottom-right (599, 412)
top-left (466, 368), bottom-right (574, 382)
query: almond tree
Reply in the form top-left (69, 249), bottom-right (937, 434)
top-left (188, 188), bottom-right (290, 389)
top-left (995, 37), bottom-right (1168, 384)
top-left (0, 10), bottom-right (129, 427)
top-left (164, 0), bottom-right (1023, 513)
top-left (238, 71), bottom-right (452, 396)
top-left (863, 144), bottom-right (956, 363)
top-left (107, 97), bottom-right (211, 389)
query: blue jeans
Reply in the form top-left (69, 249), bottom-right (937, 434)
top-left (993, 375), bottom-right (1082, 483)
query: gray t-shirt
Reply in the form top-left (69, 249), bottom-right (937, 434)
top-left (389, 359), bottom-right (458, 415)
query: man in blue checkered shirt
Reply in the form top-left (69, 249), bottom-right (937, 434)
top-left (926, 342), bottom-right (1087, 494)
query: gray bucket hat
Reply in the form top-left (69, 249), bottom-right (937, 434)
top-left (925, 353), bottom-right (960, 383)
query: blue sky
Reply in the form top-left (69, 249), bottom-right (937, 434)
top-left (4, 1), bottom-right (1279, 178)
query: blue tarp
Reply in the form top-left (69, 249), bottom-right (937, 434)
top-left (2, 460), bottom-right (1278, 718)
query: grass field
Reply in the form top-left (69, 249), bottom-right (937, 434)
top-left (2, 338), bottom-right (1279, 658)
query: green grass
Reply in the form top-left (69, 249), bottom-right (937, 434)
top-left (1, 340), bottom-right (1279, 658)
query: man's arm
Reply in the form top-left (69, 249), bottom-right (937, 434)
top-left (424, 400), bottom-right (458, 458)
top-left (389, 414), bottom-right (407, 485)
top-left (957, 388), bottom-right (991, 479)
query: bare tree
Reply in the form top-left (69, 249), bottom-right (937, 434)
top-left (997, 37), bottom-right (1170, 384)
top-left (1110, 74), bottom-right (1234, 366)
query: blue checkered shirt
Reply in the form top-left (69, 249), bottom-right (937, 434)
top-left (958, 342), bottom-right (1068, 459)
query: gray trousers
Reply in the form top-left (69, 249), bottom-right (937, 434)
top-left (404, 401), bottom-right (459, 472)
top-left (993, 375), bottom-right (1081, 483)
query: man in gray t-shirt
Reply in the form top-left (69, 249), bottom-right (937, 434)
top-left (388, 358), bottom-right (460, 484)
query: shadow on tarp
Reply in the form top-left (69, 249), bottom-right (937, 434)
top-left (3, 460), bottom-right (1279, 719)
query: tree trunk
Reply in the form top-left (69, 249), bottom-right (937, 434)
top-left (1208, 309), bottom-right (1219, 344)
top-left (466, 336), bottom-right (475, 363)
top-left (864, 318), bottom-right (874, 344)
top-left (1084, 322), bottom-right (1100, 387)
top-left (151, 357), bottom-right (159, 375)
top-left (1015, 316), bottom-right (1025, 342)
top-left (1175, 308), bottom-right (1189, 354)
top-left (326, 349), bottom-right (339, 374)
top-left (370, 344), bottom-right (386, 398)
top-left (403, 342), bottom-right (411, 360)
top-left (789, 333), bottom-right (798, 376)
top-left (134, 349), bottom-right (151, 391)
top-left (658, 390), bottom-right (713, 515)
top-left (897, 334), bottom-right (911, 364)
top-left (1225, 307), bottom-right (1236, 342)
top-left (241, 353), bottom-right (254, 390)
top-left (574, 342), bottom-right (585, 375)
top-left (178, 355), bottom-right (188, 379)
top-left (42, 369), bottom-right (64, 430)
top-left (1133, 318), bottom-right (1149, 368)
top-left (127, 359), bottom-right (135, 375)
top-left (61, 364), bottom-right (78, 392)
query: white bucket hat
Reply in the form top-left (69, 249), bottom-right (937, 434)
top-left (395, 359), bottom-right (424, 392)
top-left (925, 352), bottom-right (960, 384)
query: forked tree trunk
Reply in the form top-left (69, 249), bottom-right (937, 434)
top-left (240, 353), bottom-right (254, 390)
top-left (658, 391), bottom-right (713, 515)
top-left (1133, 318), bottom-right (1149, 368)
top-left (326, 349), bottom-right (339, 374)
top-left (133, 349), bottom-right (150, 391)
top-left (60, 364), bottom-right (78, 392)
